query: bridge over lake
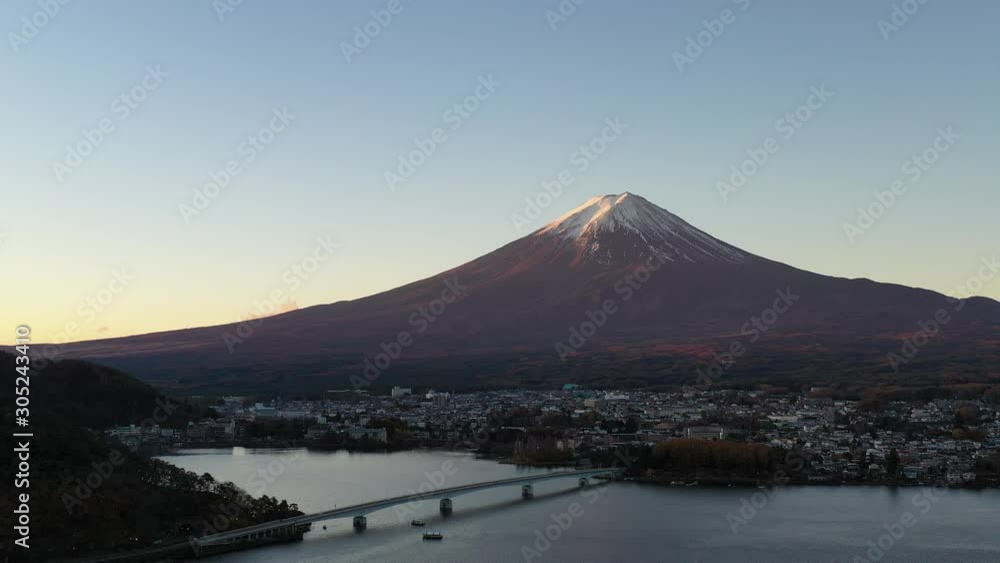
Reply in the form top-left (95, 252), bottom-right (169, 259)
top-left (195, 467), bottom-right (623, 550)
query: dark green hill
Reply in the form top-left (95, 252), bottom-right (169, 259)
top-left (2, 351), bottom-right (210, 430)
top-left (0, 352), bottom-right (301, 562)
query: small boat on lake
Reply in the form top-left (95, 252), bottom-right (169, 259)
top-left (423, 532), bottom-right (444, 540)
top-left (411, 520), bottom-right (426, 527)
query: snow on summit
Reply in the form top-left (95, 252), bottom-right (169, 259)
top-left (541, 192), bottom-right (666, 239)
top-left (538, 192), bottom-right (748, 265)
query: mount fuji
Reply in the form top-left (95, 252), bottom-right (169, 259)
top-left (47, 193), bottom-right (1000, 393)
top-left (537, 192), bottom-right (747, 266)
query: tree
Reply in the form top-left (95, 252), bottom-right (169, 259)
top-left (886, 448), bottom-right (900, 478)
top-left (624, 417), bottom-right (640, 433)
top-left (955, 405), bottom-right (979, 427)
top-left (985, 387), bottom-right (1000, 405)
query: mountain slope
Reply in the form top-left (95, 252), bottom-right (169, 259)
top-left (42, 193), bottom-right (1000, 393)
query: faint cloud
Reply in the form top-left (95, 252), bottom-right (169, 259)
top-left (279, 298), bottom-right (299, 314)
top-left (240, 298), bottom-right (299, 323)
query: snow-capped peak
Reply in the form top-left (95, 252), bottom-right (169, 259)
top-left (538, 192), bottom-right (747, 265)
top-left (540, 192), bottom-right (653, 239)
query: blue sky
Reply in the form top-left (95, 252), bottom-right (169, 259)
top-left (1, 0), bottom-right (998, 342)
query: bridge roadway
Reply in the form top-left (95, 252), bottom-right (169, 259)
top-left (197, 468), bottom-right (622, 547)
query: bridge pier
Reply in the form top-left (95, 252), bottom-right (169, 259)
top-left (353, 516), bottom-right (367, 530)
top-left (521, 484), bottom-right (534, 499)
top-left (579, 478), bottom-right (589, 487)
top-left (439, 498), bottom-right (453, 514)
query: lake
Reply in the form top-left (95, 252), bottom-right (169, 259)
top-left (159, 449), bottom-right (1000, 563)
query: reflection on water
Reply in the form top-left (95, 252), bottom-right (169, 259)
top-left (158, 449), bottom-right (1000, 563)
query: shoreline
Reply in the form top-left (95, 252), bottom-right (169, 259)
top-left (633, 475), bottom-right (995, 491)
top-left (160, 445), bottom-right (998, 491)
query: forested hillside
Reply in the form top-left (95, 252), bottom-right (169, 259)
top-left (0, 352), bottom-right (301, 562)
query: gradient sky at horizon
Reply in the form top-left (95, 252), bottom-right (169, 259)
top-left (1, 0), bottom-right (998, 344)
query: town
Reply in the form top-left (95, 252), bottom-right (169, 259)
top-left (108, 385), bottom-right (1000, 488)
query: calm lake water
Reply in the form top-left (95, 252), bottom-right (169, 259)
top-left (159, 449), bottom-right (1000, 563)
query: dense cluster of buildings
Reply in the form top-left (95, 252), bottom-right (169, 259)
top-left (106, 387), bottom-right (1000, 486)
